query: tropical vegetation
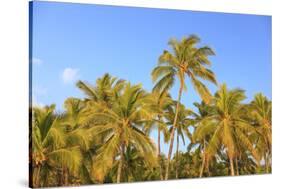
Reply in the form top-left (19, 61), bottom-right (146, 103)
top-left (30, 35), bottom-right (271, 187)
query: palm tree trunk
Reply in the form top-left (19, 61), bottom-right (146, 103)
top-left (235, 158), bottom-right (239, 176)
top-left (33, 165), bottom-right (41, 187)
top-left (265, 152), bottom-right (270, 173)
top-left (117, 143), bottom-right (125, 183)
top-left (268, 152), bottom-right (272, 172)
top-left (206, 160), bottom-right (211, 176)
top-left (175, 132), bottom-right (179, 179)
top-left (63, 167), bottom-right (68, 186)
top-left (199, 140), bottom-right (206, 178)
top-left (157, 127), bottom-right (163, 180)
top-left (229, 157), bottom-right (235, 176)
top-left (58, 168), bottom-right (64, 186)
top-left (165, 85), bottom-right (183, 180)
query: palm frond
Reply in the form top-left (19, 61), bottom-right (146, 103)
top-left (48, 146), bottom-right (83, 175)
top-left (190, 73), bottom-right (212, 104)
top-left (76, 80), bottom-right (98, 100)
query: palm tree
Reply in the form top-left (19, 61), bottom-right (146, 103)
top-left (85, 82), bottom-right (157, 183)
top-left (165, 102), bottom-right (193, 178)
top-left (194, 84), bottom-right (260, 176)
top-left (192, 101), bottom-right (215, 177)
top-left (151, 35), bottom-right (217, 179)
top-left (60, 98), bottom-right (97, 184)
top-left (250, 93), bottom-right (272, 173)
top-left (107, 144), bottom-right (154, 182)
top-left (144, 91), bottom-right (173, 180)
top-left (31, 105), bottom-right (83, 187)
top-left (76, 74), bottom-right (129, 182)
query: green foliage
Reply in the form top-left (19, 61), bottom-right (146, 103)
top-left (151, 35), bottom-right (217, 104)
top-left (30, 36), bottom-right (271, 187)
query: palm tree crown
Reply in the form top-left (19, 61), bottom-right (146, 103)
top-left (85, 82), bottom-right (157, 183)
top-left (194, 84), bottom-right (259, 176)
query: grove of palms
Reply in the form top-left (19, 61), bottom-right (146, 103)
top-left (30, 35), bottom-right (271, 187)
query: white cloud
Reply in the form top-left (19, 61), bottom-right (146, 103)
top-left (32, 57), bottom-right (43, 65)
top-left (61, 68), bottom-right (79, 84)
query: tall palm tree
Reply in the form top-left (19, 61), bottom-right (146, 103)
top-left (192, 101), bottom-right (215, 177)
top-left (165, 102), bottom-right (193, 178)
top-left (151, 35), bottom-right (217, 179)
top-left (60, 98), bottom-right (97, 184)
top-left (194, 84), bottom-right (260, 176)
top-left (86, 83), bottom-right (157, 183)
top-left (144, 91), bottom-right (173, 180)
top-left (31, 105), bottom-right (83, 187)
top-left (250, 93), bottom-right (272, 173)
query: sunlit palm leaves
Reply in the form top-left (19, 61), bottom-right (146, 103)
top-left (165, 102), bottom-right (194, 178)
top-left (76, 73), bottom-right (125, 106)
top-left (30, 35), bottom-right (271, 187)
top-left (250, 93), bottom-right (272, 173)
top-left (151, 35), bottom-right (217, 179)
top-left (151, 35), bottom-right (217, 104)
top-left (31, 105), bottom-right (83, 187)
top-left (192, 101), bottom-right (215, 177)
top-left (143, 91), bottom-right (173, 180)
top-left (193, 84), bottom-right (260, 176)
top-left (84, 82), bottom-right (157, 183)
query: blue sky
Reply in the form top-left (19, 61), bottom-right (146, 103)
top-left (31, 1), bottom-right (272, 155)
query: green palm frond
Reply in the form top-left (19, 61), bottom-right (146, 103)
top-left (206, 126), bottom-right (222, 158)
top-left (152, 69), bottom-right (176, 94)
top-left (192, 46), bottom-right (215, 66)
top-left (235, 128), bottom-right (260, 162)
top-left (193, 118), bottom-right (217, 142)
top-left (76, 80), bottom-right (98, 101)
top-left (42, 124), bottom-right (66, 150)
top-left (190, 73), bottom-right (212, 104)
top-left (66, 128), bottom-right (92, 151)
top-left (92, 134), bottom-right (120, 182)
top-left (33, 104), bottom-right (56, 142)
top-left (130, 127), bottom-right (157, 167)
top-left (47, 146), bottom-right (83, 175)
top-left (151, 66), bottom-right (175, 83)
top-left (191, 66), bottom-right (217, 85)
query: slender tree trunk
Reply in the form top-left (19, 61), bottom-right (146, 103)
top-left (34, 165), bottom-right (41, 187)
top-left (63, 167), bottom-right (68, 186)
top-left (206, 160), bottom-right (211, 176)
top-left (117, 143), bottom-right (125, 183)
top-left (43, 170), bottom-right (49, 187)
top-left (235, 158), bottom-right (239, 176)
top-left (165, 126), bottom-right (175, 180)
top-left (199, 155), bottom-right (205, 178)
top-left (58, 168), bottom-right (64, 186)
top-left (199, 140), bottom-right (206, 178)
top-left (229, 157), bottom-right (235, 176)
top-left (265, 152), bottom-right (269, 173)
top-left (165, 85), bottom-right (183, 180)
top-left (157, 127), bottom-right (163, 180)
top-left (268, 152), bottom-right (272, 172)
top-left (175, 133), bottom-right (179, 179)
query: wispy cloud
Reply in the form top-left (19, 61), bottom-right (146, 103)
top-left (61, 68), bottom-right (79, 84)
top-left (32, 57), bottom-right (43, 65)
